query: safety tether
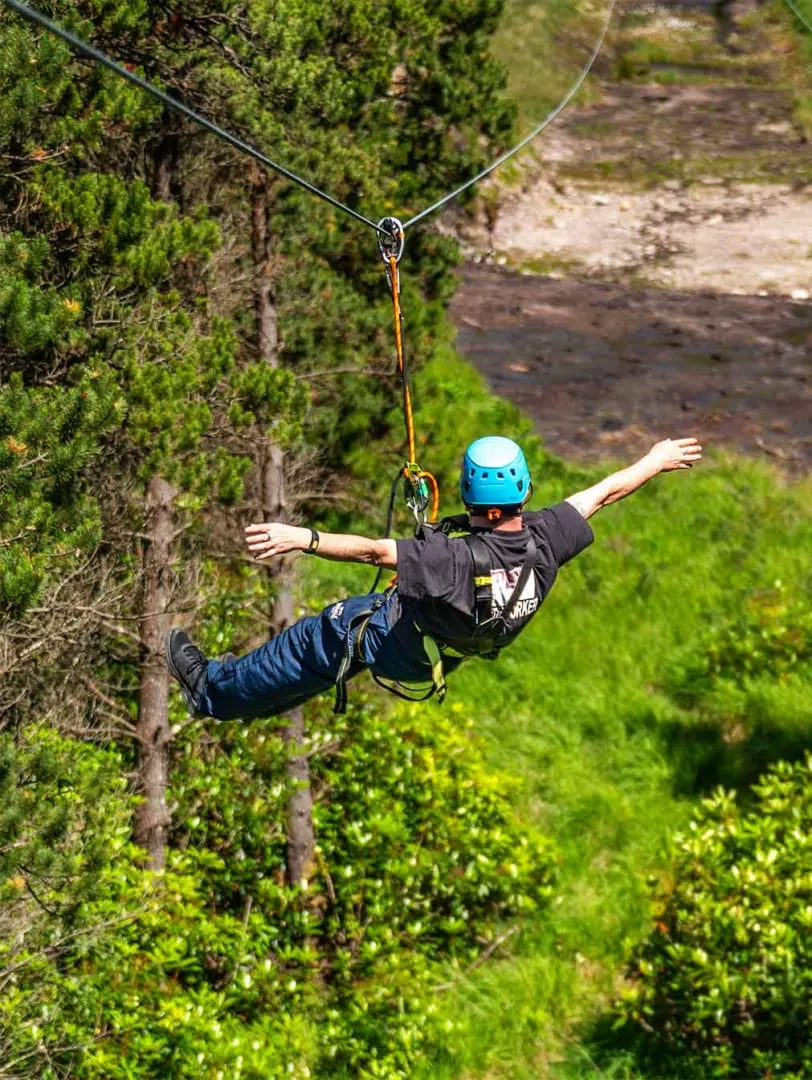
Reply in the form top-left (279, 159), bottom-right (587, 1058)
top-left (377, 217), bottom-right (440, 528)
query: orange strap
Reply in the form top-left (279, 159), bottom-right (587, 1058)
top-left (386, 252), bottom-right (439, 524)
top-left (388, 254), bottom-right (416, 464)
top-left (421, 469), bottom-right (440, 524)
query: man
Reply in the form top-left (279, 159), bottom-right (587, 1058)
top-left (166, 434), bottom-right (702, 720)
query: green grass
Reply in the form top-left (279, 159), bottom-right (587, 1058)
top-left (489, 0), bottom-right (604, 135)
top-left (304, 352), bottom-right (812, 1079)
top-left (613, 16), bottom-right (772, 82)
top-left (417, 459), bottom-right (810, 1079)
top-left (507, 251), bottom-right (584, 277)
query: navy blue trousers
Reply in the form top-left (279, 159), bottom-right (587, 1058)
top-left (199, 592), bottom-right (438, 722)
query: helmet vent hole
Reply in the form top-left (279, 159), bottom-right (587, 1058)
top-left (510, 468), bottom-right (516, 475)
top-left (482, 471), bottom-right (488, 478)
top-left (517, 479), bottom-right (524, 491)
top-left (497, 472), bottom-right (504, 479)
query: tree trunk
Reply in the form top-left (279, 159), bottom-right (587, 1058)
top-left (151, 109), bottom-right (179, 205)
top-left (283, 711), bottom-right (315, 886)
top-left (251, 166), bottom-right (315, 887)
top-left (134, 474), bottom-right (174, 869)
top-left (133, 114), bottom-right (178, 870)
top-left (251, 170), bottom-right (279, 361)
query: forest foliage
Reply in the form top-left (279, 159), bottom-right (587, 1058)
top-left (1, 706), bottom-right (556, 1078)
top-left (0, 0), bottom-right (559, 1076)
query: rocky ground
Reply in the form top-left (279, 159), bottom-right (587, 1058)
top-left (450, 0), bottom-right (811, 470)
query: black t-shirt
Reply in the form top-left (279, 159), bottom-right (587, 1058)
top-left (393, 501), bottom-right (594, 643)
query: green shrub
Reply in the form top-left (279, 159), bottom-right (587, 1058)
top-left (667, 583), bottom-right (812, 707)
top-left (616, 42), bottom-right (672, 80)
top-left (616, 755), bottom-right (812, 1078)
top-left (0, 694), bottom-right (556, 1079)
top-left (310, 700), bottom-right (557, 1075)
top-left (0, 727), bottom-right (143, 1077)
top-left (159, 695), bottom-right (558, 1079)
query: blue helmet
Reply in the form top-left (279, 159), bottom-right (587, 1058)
top-left (460, 436), bottom-right (532, 511)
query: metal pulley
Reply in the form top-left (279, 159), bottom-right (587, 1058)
top-left (377, 216), bottom-right (405, 291)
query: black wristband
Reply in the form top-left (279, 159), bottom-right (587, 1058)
top-left (303, 528), bottom-right (320, 555)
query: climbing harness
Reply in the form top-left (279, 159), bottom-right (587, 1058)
top-left (333, 582), bottom-right (444, 715)
top-left (333, 518), bottom-right (538, 714)
top-left (438, 524), bottom-right (537, 658)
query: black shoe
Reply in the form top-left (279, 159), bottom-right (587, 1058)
top-left (165, 629), bottom-right (209, 716)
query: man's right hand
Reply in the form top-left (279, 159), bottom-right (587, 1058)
top-left (647, 437), bottom-right (703, 472)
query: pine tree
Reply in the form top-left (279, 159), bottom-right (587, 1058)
top-left (0, 372), bottom-right (119, 625)
top-left (0, 2), bottom-right (304, 865)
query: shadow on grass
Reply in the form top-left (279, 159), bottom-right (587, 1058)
top-left (659, 711), bottom-right (812, 801)
top-left (569, 1012), bottom-right (700, 1080)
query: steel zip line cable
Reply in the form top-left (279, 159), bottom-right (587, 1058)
top-left (3, 0), bottom-right (618, 241)
top-left (0, 0), bottom-right (385, 237)
top-left (401, 0), bottom-right (616, 232)
top-left (782, 0), bottom-right (812, 34)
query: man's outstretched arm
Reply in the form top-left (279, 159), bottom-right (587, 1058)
top-left (244, 523), bottom-right (398, 569)
top-left (566, 438), bottom-right (703, 520)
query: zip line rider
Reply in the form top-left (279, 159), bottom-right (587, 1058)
top-left (166, 435), bottom-right (703, 721)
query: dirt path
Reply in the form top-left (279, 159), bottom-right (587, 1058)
top-left (450, 0), bottom-right (811, 470)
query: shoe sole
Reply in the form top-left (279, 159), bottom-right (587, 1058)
top-left (165, 629), bottom-right (203, 718)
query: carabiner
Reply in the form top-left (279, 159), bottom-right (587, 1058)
top-left (403, 462), bottom-right (430, 525)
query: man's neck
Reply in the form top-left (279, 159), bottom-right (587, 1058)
top-left (469, 513), bottom-right (524, 532)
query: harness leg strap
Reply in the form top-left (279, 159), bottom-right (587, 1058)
top-left (333, 592), bottom-right (391, 714)
top-left (421, 634), bottom-right (447, 703)
top-left (334, 609), bottom-right (372, 715)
